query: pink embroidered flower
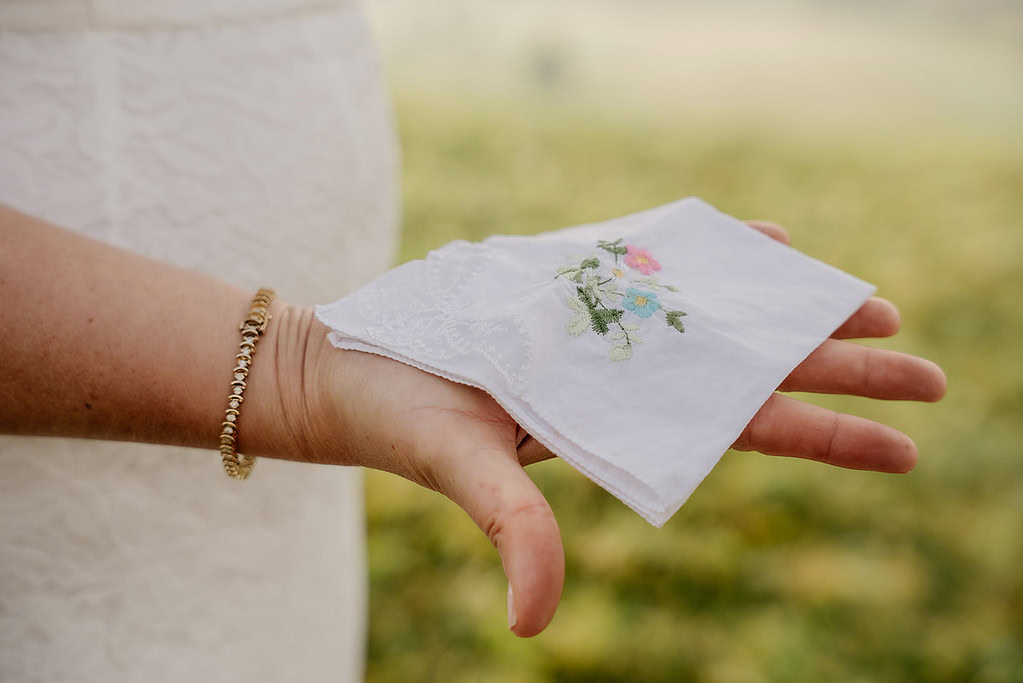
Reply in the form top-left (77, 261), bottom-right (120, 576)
top-left (624, 245), bottom-right (661, 275)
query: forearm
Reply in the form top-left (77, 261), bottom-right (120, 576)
top-left (0, 204), bottom-right (320, 460)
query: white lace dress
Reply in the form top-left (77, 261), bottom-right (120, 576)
top-left (0, 1), bottom-right (399, 680)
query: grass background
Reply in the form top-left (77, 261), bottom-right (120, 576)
top-left (361, 3), bottom-right (1023, 681)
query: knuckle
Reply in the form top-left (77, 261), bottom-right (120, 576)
top-left (810, 411), bottom-right (842, 464)
top-left (482, 498), bottom-right (555, 548)
top-left (859, 348), bottom-right (887, 394)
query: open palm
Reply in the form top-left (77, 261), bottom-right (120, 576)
top-left (308, 220), bottom-right (946, 637)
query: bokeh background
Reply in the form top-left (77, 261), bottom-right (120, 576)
top-left (360, 1), bottom-right (1023, 680)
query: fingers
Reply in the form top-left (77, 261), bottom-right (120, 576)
top-left (742, 222), bottom-right (901, 340)
top-left (745, 219), bottom-right (790, 245)
top-left (832, 297), bottom-right (902, 339)
top-left (780, 339), bottom-right (948, 401)
top-left (733, 393), bottom-right (918, 473)
top-left (740, 223), bottom-right (899, 340)
top-left (434, 445), bottom-right (564, 637)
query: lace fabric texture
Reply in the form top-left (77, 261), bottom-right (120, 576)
top-left (317, 198), bottom-right (877, 527)
top-left (0, 3), bottom-right (398, 681)
top-left (322, 240), bottom-right (534, 394)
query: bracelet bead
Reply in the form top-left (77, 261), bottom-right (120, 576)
top-left (220, 288), bottom-right (275, 479)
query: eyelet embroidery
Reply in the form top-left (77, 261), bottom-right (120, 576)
top-left (556, 238), bottom-right (687, 362)
top-left (353, 241), bottom-right (533, 393)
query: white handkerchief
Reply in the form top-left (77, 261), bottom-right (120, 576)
top-left (315, 197), bottom-right (875, 526)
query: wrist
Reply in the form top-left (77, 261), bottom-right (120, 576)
top-left (240, 302), bottom-right (340, 465)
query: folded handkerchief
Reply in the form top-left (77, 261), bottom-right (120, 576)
top-left (315, 197), bottom-right (875, 526)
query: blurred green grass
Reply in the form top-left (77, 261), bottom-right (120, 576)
top-left (364, 89), bottom-right (1023, 683)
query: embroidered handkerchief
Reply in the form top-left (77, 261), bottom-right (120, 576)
top-left (315, 197), bottom-right (875, 526)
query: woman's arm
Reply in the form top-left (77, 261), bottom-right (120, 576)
top-left (0, 203), bottom-right (308, 458)
top-left (0, 204), bottom-right (946, 638)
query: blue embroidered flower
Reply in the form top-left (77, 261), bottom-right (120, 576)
top-left (622, 288), bottom-right (661, 318)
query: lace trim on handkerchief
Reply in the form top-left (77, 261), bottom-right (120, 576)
top-left (353, 241), bottom-right (533, 392)
top-left (556, 238), bottom-right (688, 362)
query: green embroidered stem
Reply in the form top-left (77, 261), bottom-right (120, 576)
top-left (576, 286), bottom-right (624, 335)
top-left (599, 298), bottom-right (629, 341)
top-left (561, 238), bottom-right (685, 361)
top-left (597, 238), bottom-right (627, 265)
top-left (600, 300), bottom-right (631, 345)
top-left (590, 283), bottom-right (635, 351)
top-left (632, 276), bottom-right (679, 292)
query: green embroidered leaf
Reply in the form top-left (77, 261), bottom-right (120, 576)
top-left (614, 328), bottom-right (642, 344)
top-left (576, 286), bottom-right (597, 311)
top-left (609, 342), bottom-right (633, 362)
top-left (577, 286), bottom-right (623, 335)
top-left (589, 313), bottom-right (610, 335)
top-left (565, 294), bottom-right (589, 336)
top-left (633, 276), bottom-right (668, 290)
top-left (665, 310), bottom-right (687, 333)
top-left (561, 239), bottom-right (687, 361)
top-left (597, 238), bottom-right (627, 256)
top-left (565, 314), bottom-right (589, 336)
top-left (591, 308), bottom-right (624, 334)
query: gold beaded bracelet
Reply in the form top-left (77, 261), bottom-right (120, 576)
top-left (220, 288), bottom-right (275, 479)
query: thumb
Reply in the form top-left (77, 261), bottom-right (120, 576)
top-left (434, 445), bottom-right (564, 637)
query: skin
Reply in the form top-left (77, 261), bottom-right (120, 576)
top-left (0, 206), bottom-right (946, 637)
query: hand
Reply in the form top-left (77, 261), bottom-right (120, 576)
top-left (725, 221), bottom-right (947, 471)
top-left (0, 204), bottom-right (947, 638)
top-left (298, 339), bottom-right (563, 637)
top-left (284, 220), bottom-right (946, 639)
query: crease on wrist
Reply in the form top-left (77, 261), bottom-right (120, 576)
top-left (259, 303), bottom-right (329, 463)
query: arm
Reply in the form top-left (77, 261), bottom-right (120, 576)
top-left (0, 203), bottom-right (305, 458)
top-left (0, 205), bottom-right (946, 638)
